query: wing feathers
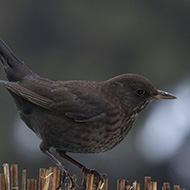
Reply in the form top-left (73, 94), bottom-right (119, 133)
top-left (5, 82), bottom-right (52, 109)
top-left (4, 79), bottom-right (108, 122)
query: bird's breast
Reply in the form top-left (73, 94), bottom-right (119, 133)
top-left (19, 107), bottom-right (137, 154)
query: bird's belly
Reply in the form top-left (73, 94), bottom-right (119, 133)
top-left (20, 108), bottom-right (134, 153)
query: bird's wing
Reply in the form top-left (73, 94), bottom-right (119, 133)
top-left (3, 78), bottom-right (54, 109)
top-left (4, 79), bottom-right (108, 122)
top-left (50, 81), bottom-right (107, 122)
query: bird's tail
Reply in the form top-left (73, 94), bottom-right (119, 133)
top-left (0, 38), bottom-right (36, 82)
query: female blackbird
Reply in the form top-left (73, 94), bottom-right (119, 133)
top-left (0, 38), bottom-right (176, 187)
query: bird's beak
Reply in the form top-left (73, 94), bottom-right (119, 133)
top-left (154, 90), bottom-right (177, 99)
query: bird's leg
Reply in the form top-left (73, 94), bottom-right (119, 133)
top-left (40, 142), bottom-right (75, 189)
top-left (57, 150), bottom-right (105, 187)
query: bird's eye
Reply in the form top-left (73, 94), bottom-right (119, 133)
top-left (136, 89), bottom-right (145, 96)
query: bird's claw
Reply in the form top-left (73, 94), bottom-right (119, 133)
top-left (82, 167), bottom-right (106, 188)
top-left (56, 164), bottom-right (76, 190)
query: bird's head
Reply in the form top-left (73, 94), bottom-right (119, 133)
top-left (108, 74), bottom-right (176, 114)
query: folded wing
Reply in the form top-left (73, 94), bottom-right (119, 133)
top-left (3, 78), bottom-right (107, 122)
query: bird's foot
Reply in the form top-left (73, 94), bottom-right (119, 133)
top-left (40, 147), bottom-right (76, 189)
top-left (56, 164), bottom-right (76, 190)
top-left (82, 167), bottom-right (106, 188)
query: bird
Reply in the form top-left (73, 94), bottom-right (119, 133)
top-left (0, 38), bottom-right (176, 187)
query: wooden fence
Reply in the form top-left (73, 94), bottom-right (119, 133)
top-left (0, 163), bottom-right (184, 190)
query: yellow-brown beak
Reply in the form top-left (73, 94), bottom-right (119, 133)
top-left (154, 90), bottom-right (177, 99)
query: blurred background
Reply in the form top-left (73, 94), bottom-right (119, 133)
top-left (0, 0), bottom-right (190, 189)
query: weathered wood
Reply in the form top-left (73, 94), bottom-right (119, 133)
top-left (136, 183), bottom-right (140, 190)
top-left (43, 169), bottom-right (52, 190)
top-left (0, 163), bottom-right (185, 190)
top-left (22, 170), bottom-right (26, 190)
top-left (145, 176), bottom-right (151, 190)
top-left (27, 179), bottom-right (37, 190)
top-left (3, 163), bottom-right (10, 190)
top-left (48, 167), bottom-right (57, 190)
top-left (163, 182), bottom-right (170, 190)
top-left (11, 165), bottom-right (18, 190)
top-left (98, 177), bottom-right (108, 190)
top-left (86, 174), bottom-right (94, 190)
top-left (117, 179), bottom-right (129, 190)
top-left (39, 168), bottom-right (46, 190)
top-left (152, 182), bottom-right (157, 190)
top-left (174, 185), bottom-right (180, 190)
top-left (0, 174), bottom-right (6, 190)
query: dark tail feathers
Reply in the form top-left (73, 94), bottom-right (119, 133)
top-left (0, 38), bottom-right (36, 82)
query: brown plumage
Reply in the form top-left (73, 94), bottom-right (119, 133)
top-left (0, 38), bottom-right (176, 187)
